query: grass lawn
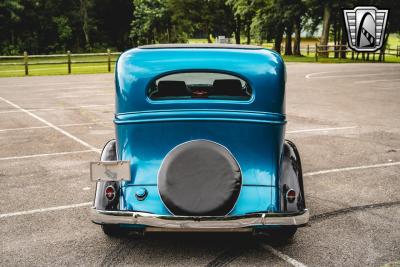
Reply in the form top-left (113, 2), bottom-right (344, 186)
top-left (0, 63), bottom-right (116, 77)
top-left (283, 54), bottom-right (400, 63)
top-left (0, 54), bottom-right (119, 77)
top-left (387, 34), bottom-right (400, 48)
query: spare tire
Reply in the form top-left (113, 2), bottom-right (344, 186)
top-left (158, 140), bottom-right (242, 216)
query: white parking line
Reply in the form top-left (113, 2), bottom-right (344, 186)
top-left (260, 244), bottom-right (307, 267)
top-left (0, 125), bottom-right (49, 132)
top-left (0, 82), bottom-right (74, 87)
top-left (0, 202), bottom-right (92, 219)
top-left (304, 161), bottom-right (400, 177)
top-left (1, 160), bottom-right (399, 218)
top-left (306, 72), bottom-right (399, 80)
top-left (37, 86), bottom-right (111, 93)
top-left (354, 78), bottom-right (400, 84)
top-left (0, 121), bottom-right (110, 133)
top-left (0, 96), bottom-right (101, 153)
top-left (305, 71), bottom-right (332, 79)
top-left (55, 93), bottom-right (113, 99)
top-left (287, 126), bottom-right (357, 134)
top-left (0, 150), bottom-right (96, 161)
top-left (0, 103), bottom-right (114, 114)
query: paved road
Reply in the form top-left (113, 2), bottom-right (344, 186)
top-left (0, 63), bottom-right (399, 266)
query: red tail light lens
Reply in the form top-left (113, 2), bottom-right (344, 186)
top-left (105, 185), bottom-right (116, 201)
top-left (286, 189), bottom-right (296, 203)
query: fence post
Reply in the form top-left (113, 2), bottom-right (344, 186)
top-left (23, 51), bottom-right (28, 76)
top-left (307, 44), bottom-right (309, 56)
top-left (385, 46), bottom-right (388, 62)
top-left (315, 43), bottom-right (318, 61)
top-left (341, 45), bottom-right (346, 59)
top-left (107, 49), bottom-right (111, 72)
top-left (397, 45), bottom-right (399, 57)
top-left (67, 51), bottom-right (71, 74)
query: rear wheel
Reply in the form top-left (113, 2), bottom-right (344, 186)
top-left (101, 224), bottom-right (125, 237)
top-left (274, 226), bottom-right (297, 240)
top-left (255, 226), bottom-right (297, 243)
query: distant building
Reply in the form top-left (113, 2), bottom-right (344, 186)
top-left (215, 36), bottom-right (231, 44)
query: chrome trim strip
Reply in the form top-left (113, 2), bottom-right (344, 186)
top-left (91, 208), bottom-right (309, 230)
top-left (114, 109), bottom-right (286, 125)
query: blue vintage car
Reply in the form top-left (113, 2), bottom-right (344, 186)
top-left (90, 44), bottom-right (309, 238)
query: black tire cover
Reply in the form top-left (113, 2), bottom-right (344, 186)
top-left (158, 140), bottom-right (242, 216)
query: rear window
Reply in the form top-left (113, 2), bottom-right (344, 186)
top-left (148, 72), bottom-right (251, 100)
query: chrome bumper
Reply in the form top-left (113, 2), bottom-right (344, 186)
top-left (91, 208), bottom-right (309, 231)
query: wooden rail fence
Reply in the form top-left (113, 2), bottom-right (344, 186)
top-left (315, 44), bottom-right (399, 62)
top-left (0, 49), bottom-right (121, 75)
top-left (1, 45), bottom-right (399, 76)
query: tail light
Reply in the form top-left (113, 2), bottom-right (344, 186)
top-left (105, 185), bottom-right (116, 201)
top-left (286, 189), bottom-right (296, 203)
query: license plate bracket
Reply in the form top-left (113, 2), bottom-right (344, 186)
top-left (90, 161), bottom-right (131, 182)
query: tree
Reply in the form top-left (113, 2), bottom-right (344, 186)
top-left (253, 0), bottom-right (283, 52)
top-left (1, 0), bottom-right (398, 56)
top-left (130, 0), bottom-right (168, 45)
top-left (53, 16), bottom-right (72, 51)
top-left (284, 22), bottom-right (293, 55)
top-left (79, 0), bottom-right (91, 49)
top-left (375, 0), bottom-right (400, 61)
top-left (234, 15), bottom-right (241, 44)
top-left (131, 0), bottom-right (236, 46)
top-left (130, 0), bottom-right (189, 46)
top-left (170, 0), bottom-right (235, 43)
top-left (290, 0), bottom-right (306, 55)
top-left (305, 0), bottom-right (348, 58)
top-left (210, 0), bottom-right (236, 41)
top-left (0, 0), bottom-right (23, 54)
top-left (253, 0), bottom-right (305, 54)
top-left (320, 2), bottom-right (331, 47)
top-left (227, 0), bottom-right (257, 44)
top-left (89, 0), bottom-right (133, 51)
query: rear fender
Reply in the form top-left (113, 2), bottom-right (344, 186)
top-left (94, 139), bottom-right (120, 211)
top-left (279, 140), bottom-right (306, 212)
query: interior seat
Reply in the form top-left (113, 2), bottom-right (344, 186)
top-left (152, 81), bottom-right (189, 98)
top-left (211, 79), bottom-right (247, 96)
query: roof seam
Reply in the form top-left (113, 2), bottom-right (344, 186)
top-left (138, 44), bottom-right (262, 50)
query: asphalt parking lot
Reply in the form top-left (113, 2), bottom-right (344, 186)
top-left (0, 63), bottom-right (399, 267)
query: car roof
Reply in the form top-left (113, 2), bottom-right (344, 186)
top-left (115, 44), bottom-right (286, 115)
top-left (138, 43), bottom-right (262, 50)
